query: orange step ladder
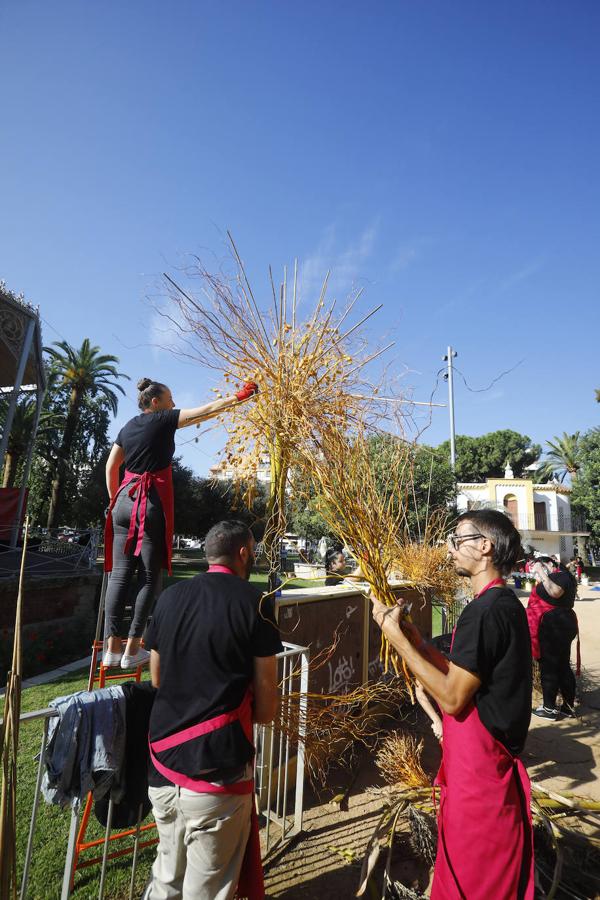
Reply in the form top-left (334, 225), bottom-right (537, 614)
top-left (64, 573), bottom-right (158, 897)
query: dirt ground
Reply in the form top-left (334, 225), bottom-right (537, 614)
top-left (263, 583), bottom-right (600, 898)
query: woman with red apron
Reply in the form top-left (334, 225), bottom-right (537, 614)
top-left (103, 376), bottom-right (257, 669)
top-left (372, 509), bottom-right (535, 899)
top-left (527, 557), bottom-right (579, 720)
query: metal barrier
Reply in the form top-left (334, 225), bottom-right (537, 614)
top-left (431, 595), bottom-right (469, 637)
top-left (254, 641), bottom-right (309, 855)
top-left (17, 641), bottom-right (310, 897)
top-left (0, 527), bottom-right (100, 580)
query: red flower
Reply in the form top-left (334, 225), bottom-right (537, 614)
top-left (28, 631), bottom-right (38, 642)
top-left (36, 653), bottom-right (46, 662)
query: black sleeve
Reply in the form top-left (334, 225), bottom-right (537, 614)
top-left (537, 571), bottom-right (576, 607)
top-left (158, 409), bottom-right (180, 433)
top-left (448, 602), bottom-right (485, 675)
top-left (115, 428), bottom-right (123, 448)
top-left (251, 594), bottom-right (284, 657)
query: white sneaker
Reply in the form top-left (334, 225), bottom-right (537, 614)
top-left (120, 648), bottom-right (151, 670)
top-left (102, 650), bottom-right (123, 667)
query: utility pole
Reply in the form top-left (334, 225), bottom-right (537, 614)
top-left (443, 346), bottom-right (457, 471)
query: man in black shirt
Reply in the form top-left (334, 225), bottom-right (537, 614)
top-left (144, 520), bottom-right (283, 900)
top-left (372, 509), bottom-right (533, 899)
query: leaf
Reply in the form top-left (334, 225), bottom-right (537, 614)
top-left (356, 802), bottom-right (404, 897)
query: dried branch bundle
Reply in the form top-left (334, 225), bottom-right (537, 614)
top-left (375, 731), bottom-right (431, 789)
top-left (275, 677), bottom-right (409, 786)
top-left (162, 239), bottom-right (389, 576)
top-left (296, 421), bottom-right (459, 683)
top-left (393, 514), bottom-right (463, 607)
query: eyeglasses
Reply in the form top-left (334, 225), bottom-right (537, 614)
top-left (446, 533), bottom-right (487, 551)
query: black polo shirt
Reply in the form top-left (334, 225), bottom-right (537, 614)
top-left (145, 572), bottom-right (283, 786)
top-left (115, 409), bottom-right (180, 473)
top-left (536, 571), bottom-right (577, 609)
top-left (449, 586), bottom-right (532, 755)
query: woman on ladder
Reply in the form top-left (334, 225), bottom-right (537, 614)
top-left (103, 376), bottom-right (258, 669)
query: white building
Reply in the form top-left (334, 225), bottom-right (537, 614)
top-left (456, 464), bottom-right (588, 562)
top-left (209, 453), bottom-right (272, 485)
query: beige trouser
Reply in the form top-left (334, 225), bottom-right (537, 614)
top-left (148, 785), bottom-right (252, 900)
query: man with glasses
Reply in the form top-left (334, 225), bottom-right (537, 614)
top-left (373, 509), bottom-right (534, 899)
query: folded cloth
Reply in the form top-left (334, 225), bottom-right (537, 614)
top-left (42, 686), bottom-right (126, 808)
top-left (95, 681), bottom-right (156, 828)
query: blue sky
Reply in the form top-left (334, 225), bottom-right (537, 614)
top-left (2, 1), bottom-right (599, 475)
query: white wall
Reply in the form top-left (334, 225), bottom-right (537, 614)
top-left (456, 486), bottom-right (488, 511)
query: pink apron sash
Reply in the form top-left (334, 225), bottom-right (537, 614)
top-left (104, 465), bottom-right (174, 574)
top-left (149, 684), bottom-right (264, 898)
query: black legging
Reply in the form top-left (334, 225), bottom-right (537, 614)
top-left (104, 486), bottom-right (165, 639)
top-left (539, 607), bottom-right (578, 709)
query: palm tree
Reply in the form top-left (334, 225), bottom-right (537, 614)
top-left (45, 339), bottom-right (129, 527)
top-left (544, 432), bottom-right (582, 484)
top-left (0, 394), bottom-right (61, 487)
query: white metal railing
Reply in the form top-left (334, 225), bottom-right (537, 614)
top-left (254, 641), bottom-right (309, 855)
top-left (15, 641), bottom-right (309, 897)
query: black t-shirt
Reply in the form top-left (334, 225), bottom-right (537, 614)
top-left (145, 572), bottom-right (283, 786)
top-left (449, 587), bottom-right (532, 755)
top-left (115, 409), bottom-right (180, 473)
top-left (325, 573), bottom-right (344, 586)
top-left (536, 570), bottom-right (577, 609)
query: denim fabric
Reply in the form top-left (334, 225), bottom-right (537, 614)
top-left (104, 486), bottom-right (165, 638)
top-left (42, 686), bottom-right (126, 808)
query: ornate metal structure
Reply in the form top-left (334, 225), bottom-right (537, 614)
top-left (0, 282), bottom-right (46, 547)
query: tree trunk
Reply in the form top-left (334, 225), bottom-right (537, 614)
top-left (2, 451), bottom-right (18, 488)
top-left (46, 388), bottom-right (82, 528)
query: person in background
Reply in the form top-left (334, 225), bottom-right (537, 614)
top-left (528, 557), bottom-right (579, 720)
top-left (324, 548), bottom-right (347, 586)
top-left (567, 557), bottom-right (578, 580)
top-left (103, 377), bottom-right (258, 669)
top-left (144, 520), bottom-right (282, 900)
top-left (372, 509), bottom-right (534, 899)
top-left (324, 548), bottom-right (363, 587)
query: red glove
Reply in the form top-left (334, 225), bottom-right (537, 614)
top-left (235, 381), bottom-right (259, 402)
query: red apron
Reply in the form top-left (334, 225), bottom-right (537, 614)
top-left (431, 581), bottom-right (535, 900)
top-left (525, 585), bottom-right (555, 659)
top-left (104, 465), bottom-right (174, 575)
top-left (148, 564), bottom-right (264, 900)
top-left (526, 585), bottom-right (581, 675)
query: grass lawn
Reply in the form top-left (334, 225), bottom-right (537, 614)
top-left (164, 560), bottom-right (322, 591)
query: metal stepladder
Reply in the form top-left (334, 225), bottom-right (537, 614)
top-left (61, 570), bottom-right (158, 899)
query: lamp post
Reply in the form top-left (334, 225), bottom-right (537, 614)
top-left (443, 347), bottom-right (457, 472)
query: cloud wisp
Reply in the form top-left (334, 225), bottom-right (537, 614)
top-left (299, 221), bottom-right (378, 303)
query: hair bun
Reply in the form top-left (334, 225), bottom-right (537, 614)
top-left (137, 377), bottom-right (153, 392)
